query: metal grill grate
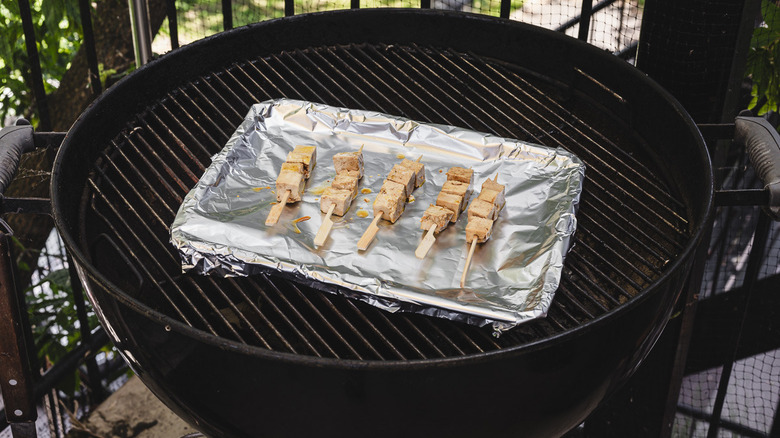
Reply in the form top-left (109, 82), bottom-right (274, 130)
top-left (81, 43), bottom-right (689, 360)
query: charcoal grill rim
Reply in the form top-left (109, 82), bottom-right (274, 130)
top-left (51, 8), bottom-right (715, 368)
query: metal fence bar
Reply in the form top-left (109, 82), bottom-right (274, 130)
top-left (78, 0), bottom-right (102, 96)
top-left (166, 0), bottom-right (179, 49)
top-left (577, 0), bottom-right (593, 41)
top-left (17, 0), bottom-right (51, 130)
top-left (285, 0), bottom-right (294, 17)
top-left (222, 0), bottom-right (233, 30)
top-left (499, 0), bottom-right (510, 19)
top-left (706, 212), bottom-right (773, 438)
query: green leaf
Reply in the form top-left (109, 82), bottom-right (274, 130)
top-left (762, 0), bottom-right (780, 33)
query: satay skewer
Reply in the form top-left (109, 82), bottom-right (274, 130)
top-left (459, 174), bottom-right (503, 287)
top-left (358, 157), bottom-right (424, 251)
top-left (414, 223), bottom-right (438, 259)
top-left (265, 145), bottom-right (317, 226)
top-left (314, 146), bottom-right (364, 247)
top-left (358, 214), bottom-right (382, 250)
top-left (460, 238), bottom-right (478, 288)
top-left (265, 189), bottom-right (290, 226)
top-left (414, 167), bottom-right (473, 259)
top-left (313, 204), bottom-right (336, 247)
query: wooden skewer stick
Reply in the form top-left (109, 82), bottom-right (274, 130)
top-left (357, 214), bottom-right (382, 251)
top-left (265, 190), bottom-right (290, 226)
top-left (313, 204), bottom-right (336, 247)
top-left (460, 238), bottom-right (478, 288)
top-left (415, 155), bottom-right (423, 162)
top-left (415, 223), bottom-right (438, 259)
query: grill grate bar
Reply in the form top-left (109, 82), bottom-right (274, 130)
top-left (114, 133), bottom-right (184, 205)
top-left (373, 44), bottom-right (481, 131)
top-left (581, 194), bottom-right (676, 260)
top-left (564, 260), bottom-right (624, 309)
top-left (576, 221), bottom-right (655, 287)
top-left (582, 177), bottom-right (684, 251)
top-left (554, 284), bottom-right (596, 323)
top-left (227, 62), bottom-right (278, 104)
top-left (121, 133), bottom-right (188, 199)
top-left (196, 76), bottom-right (246, 120)
top-left (119, 127), bottom-right (308, 350)
top-left (212, 69), bottom-right (256, 112)
top-left (144, 110), bottom-right (208, 173)
top-left (571, 237), bottom-right (647, 292)
top-left (317, 291), bottom-right (419, 360)
top-left (279, 51), bottom-right (347, 107)
top-left (345, 44), bottom-right (457, 125)
top-left (223, 277), bottom-right (307, 355)
top-left (172, 87), bottom-right (233, 141)
top-left (418, 319), bottom-right (469, 355)
top-left (578, 211), bottom-right (666, 274)
top-left (90, 156), bottom-right (276, 345)
top-left (402, 44), bottom-right (523, 139)
top-left (155, 98), bottom-right (222, 157)
top-left (242, 275), bottom-right (335, 357)
top-left (181, 86), bottom-right (237, 136)
top-left (280, 279), bottom-right (368, 360)
top-left (306, 48), bottom-right (407, 118)
top-left (480, 59), bottom-right (689, 229)
top-left (465, 51), bottom-right (687, 215)
top-left (322, 46), bottom-right (409, 116)
top-left (104, 146), bottom-right (176, 218)
top-left (262, 55), bottom-right (333, 106)
top-left (138, 113), bottom-right (204, 180)
top-left (86, 177), bottom-right (232, 339)
top-left (247, 58), bottom-right (308, 101)
top-left (435, 48), bottom-right (687, 241)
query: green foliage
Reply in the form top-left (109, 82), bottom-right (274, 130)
top-left (0, 0), bottom-right (84, 126)
top-left (746, 0), bottom-right (780, 116)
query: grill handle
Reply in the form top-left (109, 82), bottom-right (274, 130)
top-left (0, 119), bottom-right (35, 197)
top-left (736, 115), bottom-right (780, 219)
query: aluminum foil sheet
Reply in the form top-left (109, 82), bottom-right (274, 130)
top-left (171, 99), bottom-right (585, 332)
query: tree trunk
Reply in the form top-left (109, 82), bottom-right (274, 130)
top-left (7, 0), bottom-right (169, 291)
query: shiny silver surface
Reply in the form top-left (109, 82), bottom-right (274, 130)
top-left (171, 99), bottom-right (584, 331)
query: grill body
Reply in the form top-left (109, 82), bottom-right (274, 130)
top-left (53, 10), bottom-right (713, 437)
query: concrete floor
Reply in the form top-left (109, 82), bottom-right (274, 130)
top-left (65, 376), bottom-right (196, 438)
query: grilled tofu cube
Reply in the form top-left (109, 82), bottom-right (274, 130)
top-left (466, 217), bottom-right (493, 243)
top-left (276, 170), bottom-right (305, 203)
top-left (320, 187), bottom-right (353, 217)
top-left (446, 167), bottom-right (473, 184)
top-left (441, 180), bottom-right (471, 211)
top-left (420, 205), bottom-right (453, 233)
top-left (333, 151), bottom-right (364, 179)
top-left (286, 145), bottom-right (317, 178)
top-left (481, 178), bottom-right (505, 193)
top-left (374, 182), bottom-right (406, 223)
top-left (281, 162), bottom-right (304, 173)
top-left (387, 164), bottom-right (415, 199)
top-left (467, 198), bottom-right (498, 220)
top-left (436, 192), bottom-right (463, 223)
top-left (477, 188), bottom-right (506, 212)
top-left (379, 179), bottom-right (406, 197)
top-left (331, 173), bottom-right (359, 198)
top-left (342, 170), bottom-right (361, 179)
top-left (400, 159), bottom-right (425, 188)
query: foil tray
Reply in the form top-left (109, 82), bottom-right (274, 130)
top-left (170, 99), bottom-right (585, 331)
